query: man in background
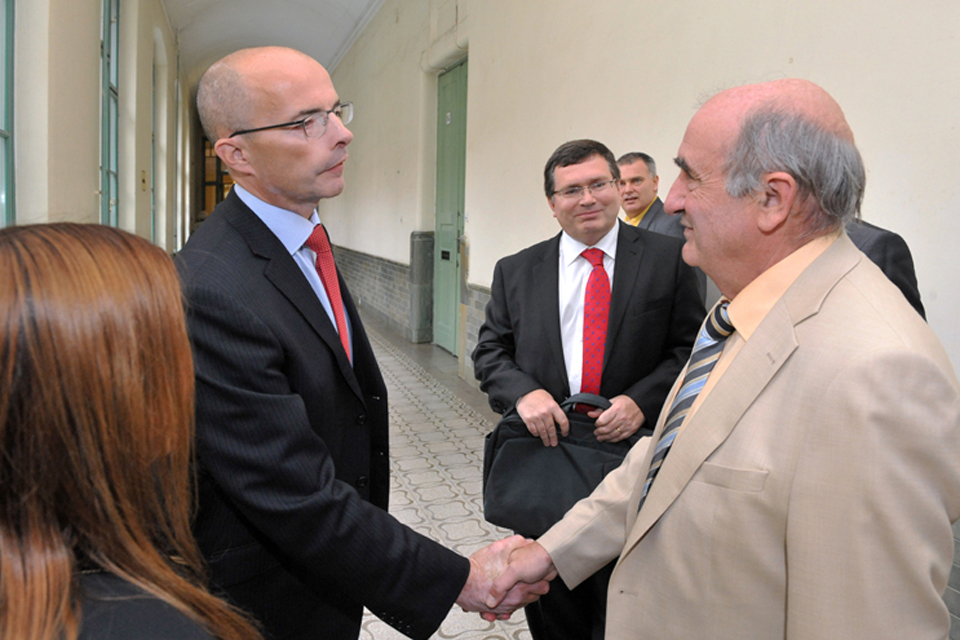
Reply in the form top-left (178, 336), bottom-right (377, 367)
top-left (474, 139), bottom-right (703, 639)
top-left (619, 151), bottom-right (708, 300)
top-left (617, 152), bottom-right (672, 233)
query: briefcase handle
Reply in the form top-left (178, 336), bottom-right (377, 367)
top-left (559, 393), bottom-right (611, 413)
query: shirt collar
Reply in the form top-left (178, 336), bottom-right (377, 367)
top-left (726, 230), bottom-right (840, 340)
top-left (234, 184), bottom-right (321, 256)
top-left (559, 221), bottom-right (619, 267)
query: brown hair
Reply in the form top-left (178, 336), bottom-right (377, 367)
top-left (544, 139), bottom-right (620, 198)
top-left (0, 224), bottom-right (260, 640)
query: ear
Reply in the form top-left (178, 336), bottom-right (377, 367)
top-left (652, 174), bottom-right (660, 193)
top-left (213, 138), bottom-right (254, 178)
top-left (756, 171), bottom-right (797, 233)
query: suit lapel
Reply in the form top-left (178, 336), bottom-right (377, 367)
top-left (605, 222), bottom-right (644, 370)
top-left (637, 198), bottom-right (665, 232)
top-left (224, 194), bottom-right (365, 400)
top-left (621, 234), bottom-right (862, 553)
top-left (534, 235), bottom-right (571, 397)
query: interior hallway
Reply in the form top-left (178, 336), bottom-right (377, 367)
top-left (358, 313), bottom-right (532, 640)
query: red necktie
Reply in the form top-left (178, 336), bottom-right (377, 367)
top-left (305, 225), bottom-right (351, 361)
top-left (580, 248), bottom-right (610, 395)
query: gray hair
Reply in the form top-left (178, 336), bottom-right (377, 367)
top-left (616, 151), bottom-right (657, 178)
top-left (196, 60), bottom-right (252, 143)
top-left (723, 108), bottom-right (865, 234)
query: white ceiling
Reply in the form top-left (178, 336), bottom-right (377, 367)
top-left (161, 0), bottom-right (385, 96)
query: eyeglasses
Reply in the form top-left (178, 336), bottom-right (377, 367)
top-left (228, 102), bottom-right (354, 139)
top-left (551, 179), bottom-right (617, 200)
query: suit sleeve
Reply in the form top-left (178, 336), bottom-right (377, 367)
top-left (785, 349), bottom-right (960, 639)
top-left (618, 249), bottom-right (704, 426)
top-left (538, 437), bottom-right (652, 589)
top-left (472, 259), bottom-right (547, 413)
top-left (186, 282), bottom-right (470, 639)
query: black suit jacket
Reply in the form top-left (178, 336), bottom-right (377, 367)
top-left (630, 197), bottom-right (708, 302)
top-left (845, 219), bottom-right (925, 318)
top-left (176, 192), bottom-right (469, 640)
top-left (473, 222), bottom-right (704, 427)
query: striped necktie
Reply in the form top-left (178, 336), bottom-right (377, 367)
top-left (638, 301), bottom-right (733, 512)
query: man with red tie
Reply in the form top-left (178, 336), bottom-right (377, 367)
top-left (473, 139), bottom-right (703, 639)
top-left (177, 46), bottom-right (545, 640)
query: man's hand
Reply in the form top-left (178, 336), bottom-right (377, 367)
top-left (517, 389), bottom-right (569, 446)
top-left (487, 541), bottom-right (557, 610)
top-left (591, 395), bottom-right (644, 443)
top-left (456, 535), bottom-right (551, 621)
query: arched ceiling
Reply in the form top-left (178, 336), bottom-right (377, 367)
top-left (161, 0), bottom-right (385, 98)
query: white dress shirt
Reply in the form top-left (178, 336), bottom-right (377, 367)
top-left (557, 223), bottom-right (619, 395)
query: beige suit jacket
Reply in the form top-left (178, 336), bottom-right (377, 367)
top-left (540, 234), bottom-right (960, 639)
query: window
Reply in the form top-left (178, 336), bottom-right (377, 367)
top-left (100, 0), bottom-right (119, 226)
top-left (0, 0), bottom-right (14, 226)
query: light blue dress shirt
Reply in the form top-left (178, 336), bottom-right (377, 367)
top-left (234, 184), bottom-right (353, 360)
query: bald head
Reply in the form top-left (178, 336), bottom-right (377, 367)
top-left (197, 46), bottom-right (326, 143)
top-left (710, 79), bottom-right (854, 142)
top-left (703, 79), bottom-right (865, 234)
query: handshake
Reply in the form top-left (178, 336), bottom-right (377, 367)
top-left (454, 535), bottom-right (558, 621)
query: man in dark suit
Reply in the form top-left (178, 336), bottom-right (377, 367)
top-left (846, 219), bottom-right (925, 318)
top-left (473, 139), bottom-right (704, 639)
top-left (177, 46), bottom-right (544, 640)
top-left (616, 152), bottom-right (674, 235)
top-left (617, 152), bottom-right (708, 300)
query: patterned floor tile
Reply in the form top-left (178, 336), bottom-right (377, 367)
top-left (360, 326), bottom-right (529, 640)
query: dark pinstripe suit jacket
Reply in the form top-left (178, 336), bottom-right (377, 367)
top-left (176, 191), bottom-right (468, 640)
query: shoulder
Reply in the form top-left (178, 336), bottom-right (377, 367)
top-left (177, 201), bottom-right (280, 297)
top-left (177, 204), bottom-right (251, 278)
top-left (494, 233), bottom-right (560, 271)
top-left (79, 573), bottom-right (215, 640)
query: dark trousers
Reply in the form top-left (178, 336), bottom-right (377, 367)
top-left (524, 559), bottom-right (615, 640)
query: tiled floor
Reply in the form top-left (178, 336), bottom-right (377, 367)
top-left (359, 318), bottom-right (532, 640)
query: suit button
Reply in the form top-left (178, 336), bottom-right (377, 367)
top-left (357, 476), bottom-right (369, 488)
top-left (356, 414), bottom-right (366, 425)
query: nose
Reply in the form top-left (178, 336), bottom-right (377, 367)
top-left (663, 177), bottom-right (685, 215)
top-left (580, 187), bottom-right (597, 205)
top-left (328, 112), bottom-right (353, 146)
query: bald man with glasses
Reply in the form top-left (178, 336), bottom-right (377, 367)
top-left (177, 46), bottom-right (546, 640)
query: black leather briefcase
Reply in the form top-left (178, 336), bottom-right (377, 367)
top-left (482, 393), bottom-right (644, 537)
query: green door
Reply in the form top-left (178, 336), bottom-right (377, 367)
top-left (433, 59), bottom-right (467, 354)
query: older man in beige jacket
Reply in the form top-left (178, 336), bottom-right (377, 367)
top-left (488, 79), bottom-right (960, 640)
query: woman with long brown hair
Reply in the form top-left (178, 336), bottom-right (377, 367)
top-left (0, 223), bottom-right (261, 640)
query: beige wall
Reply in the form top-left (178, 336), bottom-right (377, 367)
top-left (327, 0), bottom-right (960, 369)
top-left (13, 0), bottom-right (187, 249)
top-left (15, 0), bottom-right (101, 224)
top-left (323, 0), bottom-right (441, 263)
